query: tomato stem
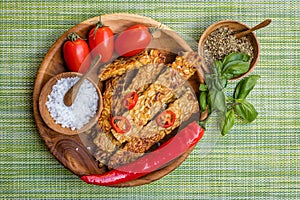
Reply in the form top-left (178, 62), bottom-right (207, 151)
top-left (67, 32), bottom-right (81, 42)
top-left (148, 24), bottom-right (163, 39)
top-left (92, 18), bottom-right (104, 40)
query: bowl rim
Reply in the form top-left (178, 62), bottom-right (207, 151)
top-left (198, 20), bottom-right (260, 80)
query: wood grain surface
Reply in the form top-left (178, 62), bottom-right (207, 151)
top-left (33, 13), bottom-right (203, 187)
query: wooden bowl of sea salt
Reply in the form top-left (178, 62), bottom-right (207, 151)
top-left (39, 72), bottom-right (103, 135)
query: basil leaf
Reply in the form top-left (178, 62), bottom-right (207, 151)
top-left (214, 60), bottom-right (223, 73)
top-left (208, 89), bottom-right (226, 113)
top-left (222, 52), bottom-right (250, 66)
top-left (199, 91), bottom-right (207, 112)
top-left (222, 61), bottom-right (250, 79)
top-left (221, 77), bottom-right (228, 89)
top-left (234, 100), bottom-right (258, 123)
top-left (199, 83), bottom-right (208, 92)
top-left (214, 77), bottom-right (224, 91)
top-left (234, 75), bottom-right (260, 99)
top-left (221, 109), bottom-right (235, 136)
top-left (222, 60), bottom-right (246, 73)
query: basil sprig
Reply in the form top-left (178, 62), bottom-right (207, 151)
top-left (198, 52), bottom-right (260, 135)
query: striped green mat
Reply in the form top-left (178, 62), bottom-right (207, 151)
top-left (1, 0), bottom-right (299, 199)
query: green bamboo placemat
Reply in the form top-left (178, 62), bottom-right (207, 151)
top-left (0, 0), bottom-right (299, 199)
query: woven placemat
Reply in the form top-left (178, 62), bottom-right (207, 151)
top-left (0, 0), bottom-right (299, 199)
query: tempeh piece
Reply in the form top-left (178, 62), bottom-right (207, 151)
top-left (110, 66), bottom-right (192, 145)
top-left (93, 77), bottom-right (121, 166)
top-left (111, 63), bottom-right (165, 116)
top-left (111, 83), bottom-right (176, 144)
top-left (97, 77), bottom-right (120, 133)
top-left (108, 89), bottom-right (199, 168)
top-left (168, 51), bottom-right (205, 80)
top-left (129, 83), bottom-right (176, 127)
top-left (99, 49), bottom-right (166, 81)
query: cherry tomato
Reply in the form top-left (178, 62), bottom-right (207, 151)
top-left (122, 91), bottom-right (138, 110)
top-left (156, 110), bottom-right (176, 128)
top-left (111, 116), bottom-right (131, 134)
top-left (88, 22), bottom-right (114, 62)
top-left (63, 32), bottom-right (91, 73)
top-left (115, 24), bottom-right (152, 57)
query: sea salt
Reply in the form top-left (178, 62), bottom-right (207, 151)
top-left (46, 77), bottom-right (99, 130)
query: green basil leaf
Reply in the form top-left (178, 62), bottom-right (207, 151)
top-left (234, 100), bottom-right (258, 123)
top-left (222, 61), bottom-right (250, 79)
top-left (214, 60), bottom-right (223, 73)
top-left (208, 89), bottom-right (226, 113)
top-left (221, 109), bottom-right (235, 136)
top-left (199, 91), bottom-right (207, 112)
top-left (221, 77), bottom-right (228, 89)
top-left (234, 75), bottom-right (260, 99)
top-left (222, 52), bottom-right (250, 66)
top-left (222, 60), bottom-right (246, 73)
top-left (199, 83), bottom-right (208, 92)
top-left (214, 77), bottom-right (224, 91)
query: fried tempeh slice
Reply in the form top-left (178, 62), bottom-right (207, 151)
top-left (99, 49), bottom-right (166, 81)
top-left (110, 66), bottom-right (188, 144)
top-left (93, 77), bottom-right (121, 165)
top-left (111, 83), bottom-right (176, 144)
top-left (97, 77), bottom-right (121, 133)
top-left (111, 63), bottom-right (165, 116)
top-left (127, 66), bottom-right (194, 127)
top-left (107, 89), bottom-right (199, 168)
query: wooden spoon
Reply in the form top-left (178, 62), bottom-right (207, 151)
top-left (63, 55), bottom-right (102, 107)
top-left (234, 19), bottom-right (271, 39)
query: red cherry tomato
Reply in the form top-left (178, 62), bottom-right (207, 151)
top-left (111, 116), bottom-right (131, 134)
top-left (115, 24), bottom-right (152, 57)
top-left (63, 32), bottom-right (91, 73)
top-left (156, 110), bottom-right (176, 128)
top-left (88, 22), bottom-right (114, 62)
top-left (122, 91), bottom-right (138, 110)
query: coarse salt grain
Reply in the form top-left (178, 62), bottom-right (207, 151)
top-left (46, 77), bottom-right (99, 130)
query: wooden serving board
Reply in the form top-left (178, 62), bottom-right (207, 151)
top-left (33, 13), bottom-right (203, 187)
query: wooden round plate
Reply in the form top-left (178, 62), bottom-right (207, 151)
top-left (33, 13), bottom-right (203, 187)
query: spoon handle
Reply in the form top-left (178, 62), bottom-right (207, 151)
top-left (64, 55), bottom-right (102, 107)
top-left (234, 19), bottom-right (272, 39)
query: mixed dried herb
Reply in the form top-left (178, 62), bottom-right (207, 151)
top-left (203, 26), bottom-right (254, 66)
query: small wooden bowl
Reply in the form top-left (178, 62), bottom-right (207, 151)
top-left (39, 72), bottom-right (103, 135)
top-left (198, 20), bottom-right (260, 80)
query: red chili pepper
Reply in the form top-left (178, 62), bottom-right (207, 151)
top-left (111, 116), bottom-right (131, 134)
top-left (156, 110), bottom-right (176, 128)
top-left (122, 92), bottom-right (138, 110)
top-left (80, 121), bottom-right (204, 186)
